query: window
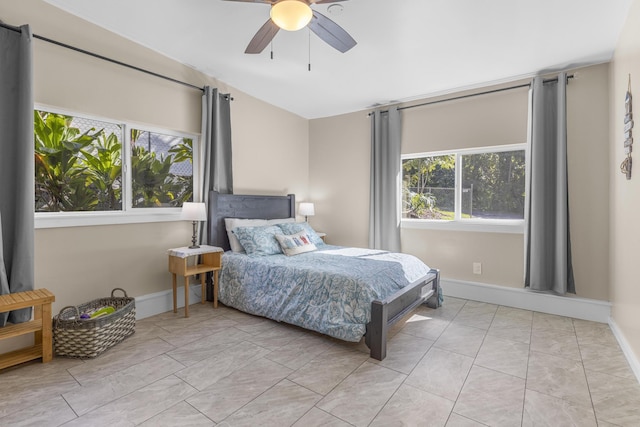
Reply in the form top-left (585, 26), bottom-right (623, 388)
top-left (130, 129), bottom-right (193, 208)
top-left (34, 108), bottom-right (198, 227)
top-left (402, 144), bottom-right (526, 232)
top-left (402, 154), bottom-right (456, 220)
top-left (34, 111), bottom-right (124, 212)
top-left (461, 150), bottom-right (526, 220)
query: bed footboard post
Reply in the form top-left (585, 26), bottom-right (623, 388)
top-left (369, 300), bottom-right (388, 361)
top-left (426, 268), bottom-right (441, 309)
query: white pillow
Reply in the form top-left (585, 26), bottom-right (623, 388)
top-left (266, 217), bottom-right (296, 226)
top-left (275, 230), bottom-right (317, 256)
top-left (225, 218), bottom-right (267, 252)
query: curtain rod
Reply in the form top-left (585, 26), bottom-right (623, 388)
top-left (0, 21), bottom-right (208, 93)
top-left (369, 74), bottom-right (574, 116)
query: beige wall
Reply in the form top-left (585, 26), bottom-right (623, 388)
top-left (401, 230), bottom-right (525, 287)
top-left (0, 0), bottom-right (309, 320)
top-left (309, 112), bottom-right (371, 247)
top-left (566, 63), bottom-right (611, 302)
top-left (609, 0), bottom-right (640, 364)
top-left (310, 66), bottom-right (610, 301)
top-left (231, 90), bottom-right (309, 197)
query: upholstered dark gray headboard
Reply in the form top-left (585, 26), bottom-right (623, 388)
top-left (207, 191), bottom-right (296, 251)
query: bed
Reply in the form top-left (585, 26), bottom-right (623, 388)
top-left (207, 191), bottom-right (441, 360)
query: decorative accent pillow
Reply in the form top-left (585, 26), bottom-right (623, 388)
top-left (275, 230), bottom-right (317, 256)
top-left (225, 218), bottom-right (268, 252)
top-left (277, 222), bottom-right (324, 246)
top-left (232, 225), bottom-right (283, 256)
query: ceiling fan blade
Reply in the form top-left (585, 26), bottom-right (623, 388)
top-left (308, 10), bottom-right (356, 53)
top-left (245, 19), bottom-right (280, 54)
top-left (312, 0), bottom-right (348, 4)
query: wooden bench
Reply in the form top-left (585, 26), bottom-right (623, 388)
top-left (0, 289), bottom-right (56, 370)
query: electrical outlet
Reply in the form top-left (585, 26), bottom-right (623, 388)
top-left (473, 262), bottom-right (482, 275)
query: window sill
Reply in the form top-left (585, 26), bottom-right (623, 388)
top-left (401, 218), bottom-right (524, 234)
top-left (35, 210), bottom-right (184, 229)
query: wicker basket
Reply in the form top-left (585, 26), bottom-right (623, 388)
top-left (53, 288), bottom-right (136, 358)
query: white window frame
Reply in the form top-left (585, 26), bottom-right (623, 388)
top-left (401, 143), bottom-right (527, 234)
top-left (34, 104), bottom-right (201, 229)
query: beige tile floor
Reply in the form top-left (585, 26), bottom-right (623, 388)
top-left (1, 297), bottom-right (639, 426)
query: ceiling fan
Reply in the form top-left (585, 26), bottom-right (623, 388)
top-left (224, 0), bottom-right (357, 54)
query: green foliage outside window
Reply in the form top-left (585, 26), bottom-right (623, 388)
top-left (461, 151), bottom-right (526, 219)
top-left (34, 110), bottom-right (193, 212)
top-left (402, 149), bottom-right (525, 220)
top-left (34, 111), bottom-right (121, 212)
top-left (130, 130), bottom-right (193, 208)
top-left (402, 155), bottom-right (455, 219)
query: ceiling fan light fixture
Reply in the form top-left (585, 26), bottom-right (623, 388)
top-left (270, 0), bottom-right (313, 32)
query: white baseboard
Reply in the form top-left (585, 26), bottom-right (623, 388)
top-left (608, 317), bottom-right (640, 383)
top-left (441, 278), bottom-right (611, 323)
top-left (136, 279), bottom-right (611, 323)
top-left (134, 284), bottom-right (204, 320)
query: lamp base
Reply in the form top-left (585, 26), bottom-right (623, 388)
top-left (189, 221), bottom-right (200, 249)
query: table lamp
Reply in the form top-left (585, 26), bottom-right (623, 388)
top-left (180, 202), bottom-right (207, 248)
top-left (299, 202), bottom-right (315, 222)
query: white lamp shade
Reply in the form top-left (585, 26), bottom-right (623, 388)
top-left (299, 202), bottom-right (315, 217)
top-left (270, 0), bottom-right (313, 31)
top-left (181, 202), bottom-right (207, 221)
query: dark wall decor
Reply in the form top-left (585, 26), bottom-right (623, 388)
top-left (621, 74), bottom-right (633, 180)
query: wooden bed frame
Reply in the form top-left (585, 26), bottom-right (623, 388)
top-left (207, 191), bottom-right (440, 361)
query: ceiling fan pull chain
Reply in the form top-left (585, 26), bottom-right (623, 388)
top-left (308, 28), bottom-right (311, 71)
top-left (270, 40), bottom-right (274, 60)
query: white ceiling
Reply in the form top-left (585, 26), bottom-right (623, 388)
top-left (44, 0), bottom-right (632, 119)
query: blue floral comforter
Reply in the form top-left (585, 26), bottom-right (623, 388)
top-left (219, 245), bottom-right (432, 342)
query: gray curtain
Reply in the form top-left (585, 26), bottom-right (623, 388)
top-left (199, 87), bottom-right (232, 301)
top-left (0, 24), bottom-right (35, 326)
top-left (199, 86), bottom-right (233, 244)
top-left (369, 107), bottom-right (401, 252)
top-left (525, 73), bottom-right (575, 294)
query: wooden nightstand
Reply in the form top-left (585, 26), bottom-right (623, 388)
top-left (168, 245), bottom-right (223, 317)
top-left (317, 232), bottom-right (326, 243)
